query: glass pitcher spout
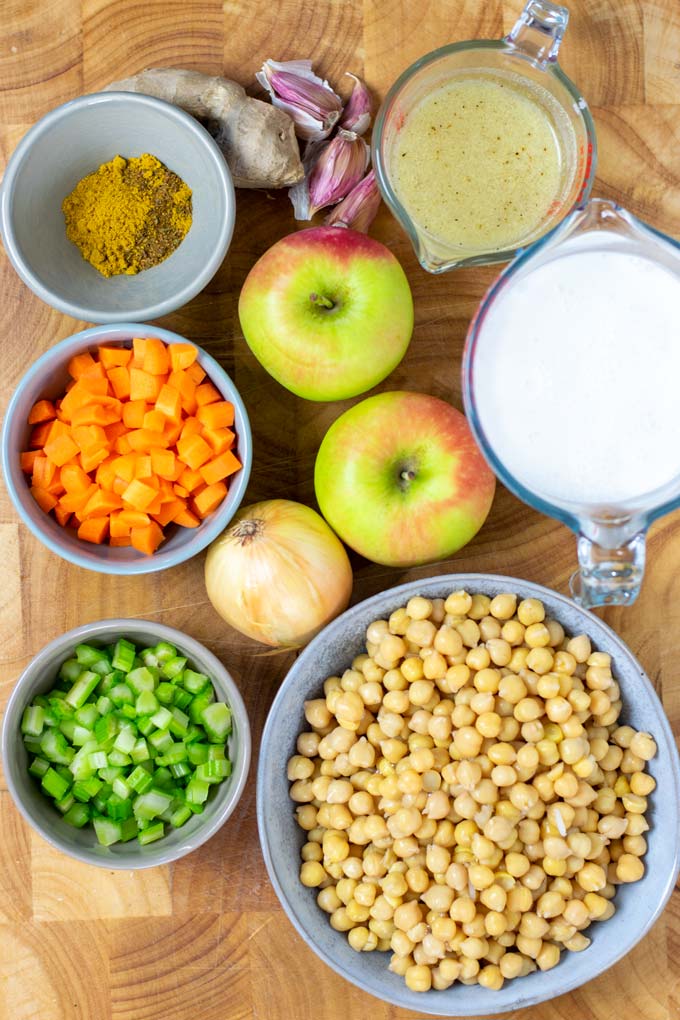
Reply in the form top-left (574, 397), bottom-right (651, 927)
top-left (506, 0), bottom-right (569, 68)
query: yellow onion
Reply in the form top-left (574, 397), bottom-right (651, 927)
top-left (204, 499), bottom-right (353, 648)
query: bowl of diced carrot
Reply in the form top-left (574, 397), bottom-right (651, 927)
top-left (1, 324), bottom-right (252, 574)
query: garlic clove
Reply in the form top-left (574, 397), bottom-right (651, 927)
top-left (339, 72), bottom-right (372, 135)
top-left (256, 58), bottom-right (343, 141)
top-left (325, 168), bottom-right (381, 233)
top-left (307, 129), bottom-right (370, 218)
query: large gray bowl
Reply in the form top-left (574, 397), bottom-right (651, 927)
top-left (0, 91), bottom-right (235, 321)
top-left (257, 574), bottom-right (680, 1016)
top-left (2, 619), bottom-right (251, 869)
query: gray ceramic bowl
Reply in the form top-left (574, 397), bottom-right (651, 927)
top-left (1, 322), bottom-right (252, 574)
top-left (2, 619), bottom-right (251, 869)
top-left (0, 91), bottom-right (235, 321)
top-left (257, 574), bottom-right (680, 1016)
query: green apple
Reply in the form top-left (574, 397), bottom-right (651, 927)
top-left (314, 391), bottom-right (496, 567)
top-left (238, 226), bottom-right (413, 401)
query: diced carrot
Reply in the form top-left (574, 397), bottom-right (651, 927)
top-left (132, 338), bottom-right (147, 367)
top-left (180, 417), bottom-right (202, 441)
top-left (195, 382), bottom-right (221, 407)
top-left (71, 402), bottom-right (122, 428)
top-left (130, 521), bottom-right (165, 555)
top-left (110, 535), bottom-right (132, 547)
top-left (186, 361), bottom-right (206, 385)
top-left (60, 379), bottom-right (107, 420)
top-left (98, 345), bottom-right (132, 369)
top-left (118, 510), bottom-right (151, 529)
top-left (59, 486), bottom-right (97, 513)
top-left (127, 429), bottom-right (170, 451)
top-left (178, 465), bottom-right (204, 492)
top-left (173, 484), bottom-right (190, 498)
top-left (44, 433), bottom-right (80, 468)
top-left (78, 517), bottom-right (110, 544)
top-left (114, 434), bottom-right (133, 455)
top-left (173, 508), bottom-right (200, 528)
top-left (111, 453), bottom-right (137, 482)
top-left (168, 369), bottom-right (198, 415)
top-left (78, 373), bottom-right (109, 394)
top-left (95, 455), bottom-right (119, 491)
top-left (45, 477), bottom-right (66, 497)
top-left (169, 343), bottom-right (198, 372)
top-left (121, 479), bottom-right (158, 511)
top-left (202, 427), bottom-right (235, 455)
top-left (109, 512), bottom-right (131, 538)
top-left (200, 450), bottom-right (242, 486)
top-left (46, 420), bottom-right (71, 443)
top-left (54, 505), bottom-right (72, 527)
top-left (122, 399), bottom-right (148, 429)
top-left (62, 463), bottom-right (92, 493)
top-left (107, 366), bottom-right (131, 400)
top-left (71, 424), bottom-right (107, 452)
top-left (104, 420), bottom-right (128, 444)
top-left (193, 481), bottom-right (227, 518)
top-left (150, 449), bottom-right (177, 480)
top-left (68, 351), bottom-right (97, 379)
top-left (142, 338), bottom-right (170, 376)
top-left (130, 368), bottom-right (164, 402)
top-left (82, 488), bottom-right (123, 520)
top-left (155, 384), bottom-right (181, 422)
top-left (145, 494), bottom-right (164, 516)
top-left (31, 486), bottom-right (58, 513)
top-left (134, 455), bottom-right (153, 479)
top-left (196, 400), bottom-right (234, 430)
top-left (163, 421), bottom-right (183, 446)
top-left (143, 409), bottom-right (166, 433)
top-left (32, 456), bottom-right (57, 489)
top-left (80, 447), bottom-right (109, 473)
top-left (29, 422), bottom-right (53, 448)
top-left (177, 433), bottom-right (213, 470)
top-left (112, 477), bottom-right (128, 496)
top-left (28, 399), bottom-right (57, 424)
top-left (20, 450), bottom-right (40, 473)
top-left (151, 498), bottom-right (186, 527)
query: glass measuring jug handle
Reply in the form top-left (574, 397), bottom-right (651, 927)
top-left (569, 531), bottom-right (647, 609)
top-left (506, 0), bottom-right (570, 68)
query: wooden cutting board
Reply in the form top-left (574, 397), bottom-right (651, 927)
top-left (1, 2), bottom-right (679, 1018)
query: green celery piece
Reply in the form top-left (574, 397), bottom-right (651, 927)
top-left (187, 743), bottom-right (209, 765)
top-left (161, 656), bottom-right (187, 680)
top-left (98, 671), bottom-right (124, 695)
top-left (150, 706), bottom-right (172, 730)
top-left (113, 728), bottom-right (136, 754)
top-left (182, 670), bottom-right (210, 695)
top-left (75, 643), bottom-right (107, 667)
top-left (136, 716), bottom-right (155, 737)
top-left (154, 641), bottom-right (177, 664)
top-left (109, 683), bottom-right (134, 707)
top-left (188, 690), bottom-right (215, 725)
top-left (40, 728), bottom-right (75, 765)
top-left (108, 750), bottom-right (131, 767)
top-left (126, 666), bottom-right (157, 695)
top-left (106, 793), bottom-right (133, 820)
top-left (112, 638), bottom-right (136, 673)
top-left (73, 776), bottom-right (103, 802)
top-left (93, 817), bottom-right (122, 846)
top-left (127, 765), bottom-right (154, 794)
top-left (200, 703), bottom-right (232, 742)
top-left (112, 776), bottom-right (131, 800)
top-left (48, 697), bottom-right (75, 721)
top-left (21, 705), bottom-right (45, 737)
top-left (185, 777), bottom-right (210, 805)
top-left (42, 707), bottom-right (58, 728)
top-left (92, 784), bottom-right (113, 813)
top-left (63, 803), bottom-right (90, 828)
top-left (59, 658), bottom-right (82, 684)
top-left (140, 649), bottom-right (160, 669)
top-left (207, 744), bottom-right (226, 761)
top-left (170, 804), bottom-right (192, 828)
top-left (41, 767), bottom-right (70, 801)
top-left (23, 737), bottom-right (43, 756)
top-left (136, 690), bottom-right (158, 716)
top-left (152, 767), bottom-right (174, 788)
top-left (58, 718), bottom-right (77, 742)
top-left (173, 689), bottom-right (192, 711)
top-left (72, 724), bottom-right (96, 747)
top-left (138, 821), bottom-right (165, 845)
top-left (148, 729), bottom-right (173, 754)
top-left (55, 763), bottom-right (74, 783)
top-left (29, 757), bottom-right (50, 778)
top-left (98, 765), bottom-right (125, 783)
top-left (197, 759), bottom-right (231, 783)
top-left (119, 704), bottom-right (137, 720)
top-left (169, 762), bottom-right (191, 779)
top-left (188, 802), bottom-right (204, 815)
top-left (156, 742), bottom-right (188, 766)
top-left (155, 682), bottom-right (175, 705)
top-left (55, 793), bottom-right (75, 814)
top-left (65, 671), bottom-right (99, 709)
top-left (90, 657), bottom-right (113, 678)
top-left (68, 740), bottom-right (98, 781)
top-left (94, 714), bottom-right (118, 744)
top-left (96, 695), bottom-right (114, 716)
top-left (88, 751), bottom-right (108, 770)
top-left (119, 817), bottom-right (139, 842)
top-left (183, 724), bottom-right (202, 744)
top-left (168, 706), bottom-right (189, 739)
top-left (74, 703), bottom-right (99, 729)
top-left (130, 738), bottom-right (150, 764)
top-left (133, 788), bottom-right (173, 820)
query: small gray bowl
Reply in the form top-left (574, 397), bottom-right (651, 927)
top-left (1, 322), bottom-right (252, 574)
top-left (257, 573), bottom-right (680, 1016)
top-left (2, 619), bottom-right (251, 869)
top-left (0, 91), bottom-right (235, 322)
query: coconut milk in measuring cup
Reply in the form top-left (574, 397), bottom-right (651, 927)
top-left (463, 198), bottom-right (680, 607)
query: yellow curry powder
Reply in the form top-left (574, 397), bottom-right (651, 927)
top-left (62, 153), bottom-right (192, 277)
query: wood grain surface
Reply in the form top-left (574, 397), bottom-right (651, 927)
top-left (1, 2), bottom-right (679, 1018)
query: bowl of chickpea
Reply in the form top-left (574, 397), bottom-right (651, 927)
top-left (256, 574), bottom-right (680, 1015)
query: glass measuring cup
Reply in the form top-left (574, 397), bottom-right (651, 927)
top-left (463, 198), bottom-right (680, 608)
top-left (372, 0), bottom-right (596, 273)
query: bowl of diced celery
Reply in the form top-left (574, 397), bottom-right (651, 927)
top-left (2, 618), bottom-right (251, 868)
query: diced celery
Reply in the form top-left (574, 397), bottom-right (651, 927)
top-left (73, 776), bottom-right (103, 802)
top-left (188, 690), bottom-right (215, 724)
top-left (138, 822), bottom-right (165, 845)
top-left (156, 682), bottom-right (175, 705)
top-left (21, 705), bottom-right (45, 737)
top-left (23, 737), bottom-right (43, 756)
top-left (168, 706), bottom-right (189, 739)
top-left (112, 776), bottom-right (131, 800)
top-left (161, 656), bottom-right (187, 680)
top-left (186, 777), bottom-right (209, 805)
top-left (41, 767), bottom-right (70, 800)
top-left (127, 765), bottom-right (154, 794)
top-left (120, 704), bottom-right (137, 720)
top-left (136, 716), bottom-right (155, 736)
top-left (75, 704), bottom-right (98, 729)
top-left (113, 728), bottom-right (136, 754)
top-left (173, 689), bottom-right (192, 711)
top-left (40, 728), bottom-right (75, 765)
top-left (170, 804), bottom-right (192, 828)
top-left (109, 683), bottom-right (134, 707)
top-left (200, 703), bottom-right (232, 742)
top-left (152, 766), bottom-right (174, 788)
top-left (72, 725), bottom-right (96, 747)
top-left (94, 714), bottom-right (118, 744)
top-left (106, 793), bottom-right (133, 820)
top-left (55, 793), bottom-right (75, 814)
top-left (133, 788), bottom-right (173, 820)
top-left (75, 644), bottom-right (107, 667)
top-left (207, 744), bottom-right (226, 761)
top-left (187, 743), bottom-right (210, 765)
top-left (92, 784), bottom-right (113, 813)
top-left (136, 690), bottom-right (158, 716)
top-left (93, 816), bottom-right (122, 846)
top-left (108, 750), bottom-right (131, 767)
top-left (64, 803), bottom-right (90, 828)
top-left (59, 658), bottom-right (82, 683)
top-left (156, 742), bottom-right (188, 766)
top-left (98, 765), bottom-right (125, 783)
top-left (182, 670), bottom-right (210, 695)
top-left (130, 738), bottom-right (150, 764)
top-left (184, 724), bottom-right (202, 744)
top-left (148, 729), bottom-right (173, 753)
top-left (126, 666), bottom-right (157, 695)
top-left (119, 817), bottom-right (139, 842)
top-left (88, 751), bottom-right (108, 770)
top-left (49, 698), bottom-right (75, 721)
top-left (196, 759), bottom-right (231, 783)
top-left (140, 648), bottom-right (159, 669)
top-left (169, 762), bottom-right (191, 779)
top-left (29, 756), bottom-right (50, 778)
top-left (150, 706), bottom-right (172, 730)
top-left (154, 641), bottom-right (177, 664)
top-left (98, 671), bottom-right (124, 695)
top-left (96, 695), bottom-right (114, 716)
top-left (65, 671), bottom-right (99, 709)
top-left (58, 718), bottom-right (77, 742)
top-left (111, 638), bottom-right (136, 673)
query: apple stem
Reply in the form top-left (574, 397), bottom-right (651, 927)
top-left (309, 293), bottom-right (335, 310)
top-left (400, 470), bottom-right (416, 482)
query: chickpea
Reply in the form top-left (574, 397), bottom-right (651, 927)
top-left (567, 634), bottom-right (591, 663)
top-left (629, 731), bottom-right (657, 761)
top-left (404, 964), bottom-right (432, 992)
top-left (616, 853), bottom-right (645, 882)
top-left (525, 623), bottom-right (551, 649)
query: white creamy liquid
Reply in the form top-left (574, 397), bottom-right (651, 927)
top-left (472, 240), bottom-right (680, 506)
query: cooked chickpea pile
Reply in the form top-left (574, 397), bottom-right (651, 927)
top-left (287, 591), bottom-right (657, 993)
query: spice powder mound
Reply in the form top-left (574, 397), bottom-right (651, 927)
top-left (62, 153), bottom-right (193, 278)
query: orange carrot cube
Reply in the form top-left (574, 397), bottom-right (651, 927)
top-left (168, 342), bottom-right (198, 372)
top-left (44, 433), bottom-right (80, 467)
top-left (98, 345), bottom-right (132, 369)
top-left (195, 382), bottom-right (221, 407)
top-left (28, 399), bottom-right (57, 424)
top-left (199, 450), bottom-right (242, 486)
top-left (78, 517), bottom-right (110, 544)
top-left (177, 433), bottom-right (213, 470)
top-left (193, 481), bottom-right (227, 518)
top-left (121, 479), bottom-right (158, 511)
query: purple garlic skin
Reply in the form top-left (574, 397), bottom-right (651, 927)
top-left (307, 129), bottom-right (370, 218)
top-left (340, 73), bottom-right (372, 135)
top-left (326, 169), bottom-right (381, 233)
top-left (257, 58), bottom-right (342, 141)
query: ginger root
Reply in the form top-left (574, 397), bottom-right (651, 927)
top-left (104, 68), bottom-right (304, 189)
